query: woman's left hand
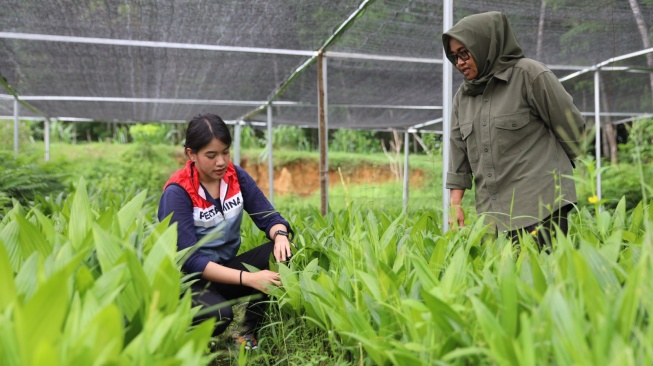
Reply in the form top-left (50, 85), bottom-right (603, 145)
top-left (273, 235), bottom-right (292, 262)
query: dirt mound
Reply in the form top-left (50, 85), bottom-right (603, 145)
top-left (240, 158), bottom-right (424, 197)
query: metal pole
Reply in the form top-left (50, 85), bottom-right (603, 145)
top-left (44, 118), bottom-right (50, 161)
top-left (267, 105), bottom-right (274, 204)
top-left (442, 0), bottom-right (453, 232)
top-left (594, 69), bottom-right (602, 202)
top-left (317, 52), bottom-right (329, 216)
top-left (13, 98), bottom-right (19, 154)
top-left (403, 130), bottom-right (410, 209)
top-left (233, 120), bottom-right (242, 166)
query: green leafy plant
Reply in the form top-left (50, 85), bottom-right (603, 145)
top-left (330, 129), bottom-right (380, 154)
top-left (0, 178), bottom-right (214, 365)
top-left (273, 126), bottom-right (311, 151)
top-left (620, 118), bottom-right (653, 164)
top-left (129, 123), bottom-right (169, 144)
top-left (0, 152), bottom-right (66, 212)
top-left (0, 119), bottom-right (31, 150)
top-left (238, 125), bottom-right (265, 149)
top-left (4, 140), bottom-right (653, 366)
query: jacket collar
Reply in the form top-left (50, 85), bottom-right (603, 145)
top-left (494, 66), bottom-right (514, 83)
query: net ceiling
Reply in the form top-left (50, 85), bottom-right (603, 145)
top-left (1, 0), bottom-right (651, 132)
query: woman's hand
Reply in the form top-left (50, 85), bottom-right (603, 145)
top-left (242, 270), bottom-right (282, 292)
top-left (450, 205), bottom-right (466, 229)
top-left (449, 189), bottom-right (466, 230)
top-left (273, 234), bottom-right (292, 262)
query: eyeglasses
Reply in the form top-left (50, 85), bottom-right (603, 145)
top-left (447, 49), bottom-right (472, 64)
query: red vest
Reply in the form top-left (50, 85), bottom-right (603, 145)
top-left (163, 160), bottom-right (245, 263)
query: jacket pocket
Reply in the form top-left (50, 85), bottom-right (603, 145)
top-left (494, 111), bottom-right (532, 155)
top-left (460, 122), bottom-right (479, 163)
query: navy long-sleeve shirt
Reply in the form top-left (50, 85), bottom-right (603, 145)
top-left (158, 164), bottom-right (292, 274)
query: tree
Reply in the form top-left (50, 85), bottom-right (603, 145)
top-left (536, 0), bottom-right (547, 60)
top-left (627, 0), bottom-right (653, 100)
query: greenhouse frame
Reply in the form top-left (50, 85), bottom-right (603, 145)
top-left (1, 0), bottom-right (652, 229)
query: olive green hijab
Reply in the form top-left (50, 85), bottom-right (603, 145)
top-left (442, 11), bottom-right (524, 96)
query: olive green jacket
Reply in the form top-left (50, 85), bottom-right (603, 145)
top-left (446, 58), bottom-right (585, 231)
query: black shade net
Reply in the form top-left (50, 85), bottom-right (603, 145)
top-left (1, 0), bottom-right (651, 130)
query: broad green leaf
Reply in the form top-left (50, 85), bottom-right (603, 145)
top-left (386, 341), bottom-right (424, 364)
top-left (95, 206), bottom-right (117, 233)
top-left (147, 314), bottom-right (176, 354)
top-left (611, 197), bottom-right (627, 231)
top-left (300, 276), bottom-right (335, 329)
top-left (179, 306), bottom-right (214, 347)
top-left (589, 299), bottom-right (618, 365)
top-left (0, 241), bottom-right (17, 309)
top-left (413, 253), bottom-right (439, 289)
top-left (0, 312), bottom-right (22, 366)
top-left (88, 305), bottom-right (124, 364)
top-left (120, 248), bottom-right (152, 320)
top-left (30, 208), bottom-right (57, 243)
top-left (442, 347), bottom-right (491, 362)
top-left (569, 249), bottom-right (607, 326)
top-left (499, 257), bottom-right (518, 338)
top-left (379, 215), bottom-right (401, 261)
top-left (92, 224), bottom-right (124, 272)
top-left (61, 293), bottom-right (84, 358)
top-left (514, 313), bottom-right (535, 366)
top-left (150, 258), bottom-right (180, 313)
top-left (68, 178), bottom-right (94, 250)
top-left (421, 290), bottom-right (467, 343)
top-left (74, 265), bottom-right (95, 295)
top-left (15, 270), bottom-right (70, 366)
top-left (47, 242), bottom-right (86, 275)
top-left (277, 262), bottom-right (301, 309)
top-left (13, 215), bottom-right (52, 265)
top-left (627, 201), bottom-right (644, 233)
top-left (579, 243), bottom-right (620, 298)
top-left (599, 230), bottom-right (623, 264)
top-left (91, 265), bottom-right (127, 306)
top-left (397, 299), bottom-right (430, 340)
top-left (440, 247), bottom-right (468, 298)
top-left (616, 259), bottom-right (643, 339)
top-left (0, 220), bottom-right (21, 272)
top-left (365, 210), bottom-right (380, 248)
top-left (427, 237), bottom-right (449, 278)
top-left (470, 296), bottom-right (517, 365)
top-left (357, 271), bottom-right (382, 301)
top-left (32, 341), bottom-right (60, 366)
top-left (145, 225), bottom-right (179, 279)
top-left (598, 210), bottom-right (612, 239)
top-left (143, 214), bottom-right (172, 256)
top-left (529, 254), bottom-right (547, 298)
top-left (117, 190), bottom-right (147, 236)
top-left (545, 289), bottom-right (592, 364)
top-left (13, 253), bottom-right (40, 299)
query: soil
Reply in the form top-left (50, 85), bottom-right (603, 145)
top-left (173, 151), bottom-right (425, 197)
top-left (239, 157), bottom-right (424, 197)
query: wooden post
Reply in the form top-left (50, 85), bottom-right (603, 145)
top-left (13, 98), bottom-right (19, 154)
top-left (317, 52), bottom-right (329, 216)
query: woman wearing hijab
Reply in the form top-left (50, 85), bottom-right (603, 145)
top-left (442, 11), bottom-right (586, 249)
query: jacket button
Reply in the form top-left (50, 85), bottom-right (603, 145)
top-left (484, 148), bottom-right (488, 152)
top-left (512, 123), bottom-right (517, 127)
